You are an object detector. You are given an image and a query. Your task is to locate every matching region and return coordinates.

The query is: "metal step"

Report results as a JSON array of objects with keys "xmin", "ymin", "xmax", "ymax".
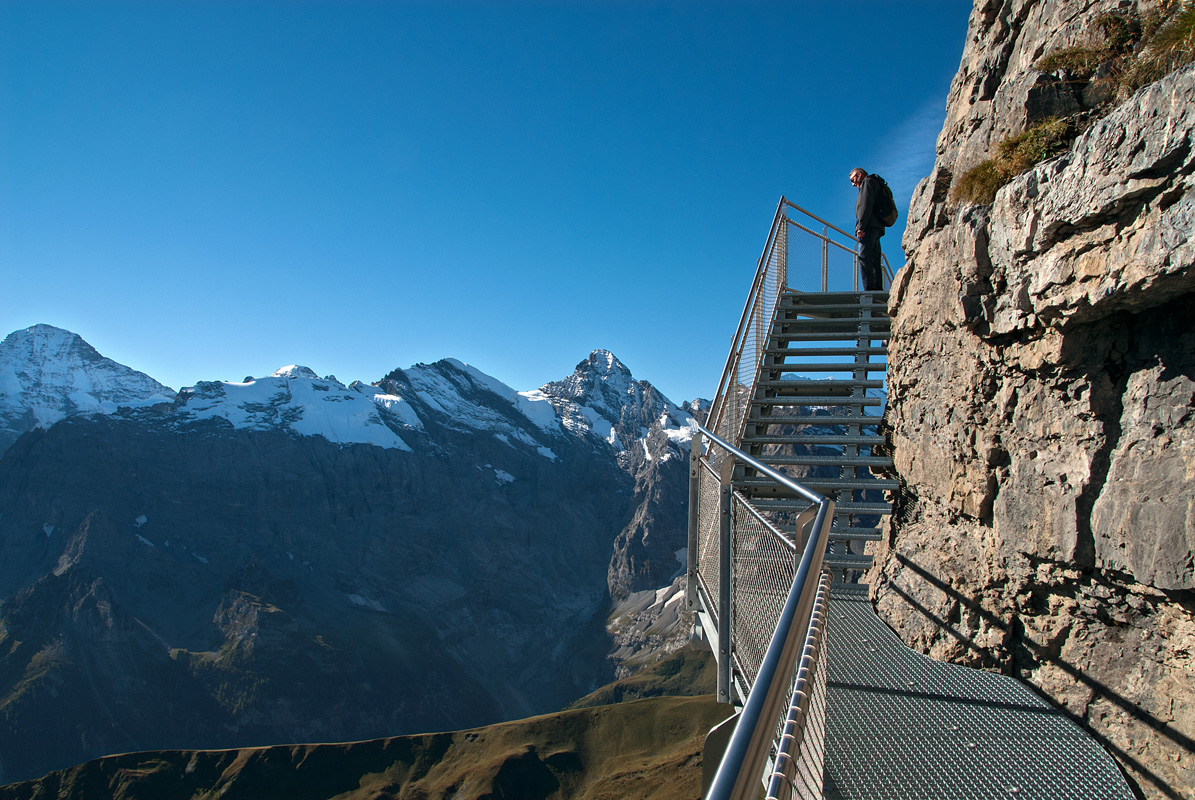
[
  {"xmin": 831, "ymin": 527, "xmax": 883, "ymax": 540},
  {"xmin": 764, "ymin": 346, "xmax": 888, "ymax": 357},
  {"xmin": 824, "ymin": 553, "xmax": 874, "ymax": 570},
  {"xmin": 752, "ymin": 395, "xmax": 883, "ymax": 408},
  {"xmin": 745, "ymin": 414, "xmax": 881, "ymax": 426},
  {"xmin": 735, "ymin": 483, "xmax": 892, "ymax": 508},
  {"xmin": 797, "ymin": 478, "xmax": 899, "ymax": 492},
  {"xmin": 832, "ymin": 502, "xmax": 892, "ymax": 514},
  {"xmin": 742, "ymin": 454, "xmax": 892, "ymax": 468},
  {"xmin": 783, "ymin": 290, "xmax": 888, "ymax": 303},
  {"xmin": 776, "ymin": 305, "xmax": 890, "ymax": 319},
  {"xmin": 772, "ymin": 330, "xmax": 891, "ymax": 342},
  {"xmin": 744, "ymin": 434, "xmax": 884, "ymax": 446},
  {"xmin": 767, "ymin": 522, "xmax": 882, "ymax": 542},
  {"xmin": 739, "ymin": 498, "xmax": 892, "ymax": 517},
  {"xmin": 775, "ymin": 319, "xmax": 891, "ymax": 333},
  {"xmin": 757, "ymin": 379, "xmax": 885, "ymax": 393},
  {"xmin": 760, "ymin": 361, "xmax": 886, "ymax": 373}
]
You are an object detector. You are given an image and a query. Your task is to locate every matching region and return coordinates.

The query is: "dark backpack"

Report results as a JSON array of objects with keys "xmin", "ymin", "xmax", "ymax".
[{"xmin": 874, "ymin": 175, "xmax": 898, "ymax": 227}]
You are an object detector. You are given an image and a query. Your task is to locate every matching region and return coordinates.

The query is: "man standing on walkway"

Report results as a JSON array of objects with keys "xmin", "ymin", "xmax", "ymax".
[{"xmin": 850, "ymin": 168, "xmax": 885, "ymax": 291}]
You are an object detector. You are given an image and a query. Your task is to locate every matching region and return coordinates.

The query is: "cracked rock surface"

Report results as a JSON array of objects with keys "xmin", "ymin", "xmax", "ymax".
[{"xmin": 872, "ymin": 2, "xmax": 1194, "ymax": 797}]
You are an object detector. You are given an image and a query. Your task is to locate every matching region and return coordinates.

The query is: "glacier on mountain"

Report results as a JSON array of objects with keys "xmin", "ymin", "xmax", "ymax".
[{"xmin": 174, "ymin": 371, "xmax": 415, "ymax": 451}]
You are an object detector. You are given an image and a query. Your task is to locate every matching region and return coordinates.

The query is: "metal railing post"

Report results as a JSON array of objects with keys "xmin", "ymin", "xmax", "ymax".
[
  {"xmin": 697, "ymin": 425, "xmax": 835, "ymax": 800},
  {"xmin": 821, "ymin": 225, "xmax": 829, "ymax": 292},
  {"xmin": 853, "ymin": 244, "xmax": 860, "ymax": 292},
  {"xmin": 717, "ymin": 456, "xmax": 734, "ymax": 704}
]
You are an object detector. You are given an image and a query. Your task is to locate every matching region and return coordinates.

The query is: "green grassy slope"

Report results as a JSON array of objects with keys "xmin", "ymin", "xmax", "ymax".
[{"xmin": 1, "ymin": 648, "xmax": 728, "ymax": 800}]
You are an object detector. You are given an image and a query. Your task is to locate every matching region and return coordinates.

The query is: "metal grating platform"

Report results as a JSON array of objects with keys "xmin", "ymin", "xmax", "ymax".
[{"xmin": 824, "ymin": 587, "xmax": 1134, "ymax": 800}]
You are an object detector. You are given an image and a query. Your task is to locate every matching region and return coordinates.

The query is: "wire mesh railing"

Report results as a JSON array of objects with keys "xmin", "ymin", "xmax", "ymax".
[
  {"xmin": 731, "ymin": 491, "xmax": 799, "ymax": 689},
  {"xmin": 705, "ymin": 198, "xmax": 893, "ymax": 452},
  {"xmin": 695, "ymin": 458, "xmax": 724, "ymax": 617},
  {"xmin": 763, "ymin": 569, "xmax": 831, "ymax": 800},
  {"xmin": 688, "ymin": 425, "xmax": 834, "ymax": 800},
  {"xmin": 707, "ymin": 200, "xmax": 788, "ymax": 451}
]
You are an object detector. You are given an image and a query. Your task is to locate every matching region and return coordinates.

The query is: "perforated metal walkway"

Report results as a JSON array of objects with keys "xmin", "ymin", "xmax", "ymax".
[{"xmin": 824, "ymin": 585, "xmax": 1133, "ymax": 799}]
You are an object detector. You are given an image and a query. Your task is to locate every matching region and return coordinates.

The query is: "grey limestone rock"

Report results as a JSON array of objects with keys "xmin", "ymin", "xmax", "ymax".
[{"xmin": 872, "ymin": 3, "xmax": 1194, "ymax": 798}]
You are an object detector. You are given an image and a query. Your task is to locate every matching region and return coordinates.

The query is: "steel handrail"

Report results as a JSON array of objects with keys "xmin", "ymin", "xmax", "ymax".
[
  {"xmin": 764, "ymin": 570, "xmax": 832, "ymax": 800},
  {"xmin": 697, "ymin": 425, "xmax": 834, "ymax": 800},
  {"xmin": 706, "ymin": 196, "xmax": 895, "ymax": 443},
  {"xmin": 782, "ymin": 199, "xmax": 896, "ymax": 286},
  {"xmin": 697, "ymin": 425, "xmax": 823, "ymax": 505},
  {"xmin": 706, "ymin": 197, "xmax": 788, "ymax": 439},
  {"xmin": 782, "ymin": 198, "xmax": 857, "ymax": 243},
  {"xmin": 786, "ymin": 217, "xmax": 859, "ymax": 257}
]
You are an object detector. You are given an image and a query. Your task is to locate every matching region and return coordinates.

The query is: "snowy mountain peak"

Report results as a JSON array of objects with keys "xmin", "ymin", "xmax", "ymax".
[
  {"xmin": 0, "ymin": 325, "xmax": 176, "ymax": 454},
  {"xmin": 586, "ymin": 349, "xmax": 630, "ymax": 377},
  {"xmin": 271, "ymin": 365, "xmax": 321, "ymax": 380},
  {"xmin": 538, "ymin": 350, "xmax": 695, "ymax": 456},
  {"xmin": 5, "ymin": 324, "xmax": 106, "ymax": 373},
  {"xmin": 542, "ymin": 349, "xmax": 635, "ymax": 407},
  {"xmin": 0, "ymin": 326, "xmax": 696, "ymax": 462}
]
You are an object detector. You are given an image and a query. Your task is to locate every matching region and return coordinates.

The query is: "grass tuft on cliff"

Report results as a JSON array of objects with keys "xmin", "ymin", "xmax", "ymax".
[
  {"xmin": 1034, "ymin": 4, "xmax": 1195, "ymax": 100},
  {"xmin": 1129, "ymin": 5, "xmax": 1195, "ymax": 92},
  {"xmin": 952, "ymin": 117, "xmax": 1074, "ymax": 205},
  {"xmin": 955, "ymin": 3, "xmax": 1195, "ymax": 207}
]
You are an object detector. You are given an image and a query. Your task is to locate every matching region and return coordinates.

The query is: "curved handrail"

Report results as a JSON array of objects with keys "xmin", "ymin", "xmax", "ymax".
[
  {"xmin": 697, "ymin": 425, "xmax": 823, "ymax": 504},
  {"xmin": 697, "ymin": 425, "xmax": 834, "ymax": 800}
]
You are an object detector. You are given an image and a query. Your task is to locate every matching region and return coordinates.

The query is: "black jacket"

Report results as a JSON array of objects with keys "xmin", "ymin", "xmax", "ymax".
[{"xmin": 855, "ymin": 174, "xmax": 886, "ymax": 234}]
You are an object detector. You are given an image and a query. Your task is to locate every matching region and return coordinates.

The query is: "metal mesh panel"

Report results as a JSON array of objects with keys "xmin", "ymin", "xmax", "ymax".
[
  {"xmin": 732, "ymin": 221, "xmax": 787, "ymax": 446},
  {"xmin": 730, "ymin": 491, "xmax": 796, "ymax": 688},
  {"xmin": 708, "ymin": 206, "xmax": 788, "ymax": 450},
  {"xmin": 784, "ymin": 216, "xmax": 840, "ymax": 294},
  {"xmin": 713, "ymin": 357, "xmax": 751, "ymax": 447},
  {"xmin": 696, "ymin": 459, "xmax": 722, "ymax": 610},
  {"xmin": 780, "ymin": 202, "xmax": 892, "ymax": 293},
  {"xmin": 765, "ymin": 570, "xmax": 831, "ymax": 800},
  {"xmin": 823, "ymin": 593, "xmax": 1135, "ymax": 800}
]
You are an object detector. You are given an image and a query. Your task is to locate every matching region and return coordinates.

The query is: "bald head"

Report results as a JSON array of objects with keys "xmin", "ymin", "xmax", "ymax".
[{"xmin": 849, "ymin": 168, "xmax": 867, "ymax": 187}]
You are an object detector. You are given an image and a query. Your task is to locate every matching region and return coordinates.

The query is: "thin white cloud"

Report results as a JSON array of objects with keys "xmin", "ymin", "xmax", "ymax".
[{"xmin": 874, "ymin": 96, "xmax": 949, "ymax": 203}]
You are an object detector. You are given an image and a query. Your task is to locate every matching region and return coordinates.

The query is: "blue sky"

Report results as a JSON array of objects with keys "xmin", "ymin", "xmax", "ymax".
[{"xmin": 2, "ymin": 1, "xmax": 970, "ymax": 405}]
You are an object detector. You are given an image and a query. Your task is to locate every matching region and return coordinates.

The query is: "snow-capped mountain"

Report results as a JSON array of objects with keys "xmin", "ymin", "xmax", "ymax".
[
  {"xmin": 0, "ymin": 323, "xmax": 696, "ymax": 467},
  {"xmin": 540, "ymin": 350, "xmax": 696, "ymax": 457},
  {"xmin": 0, "ymin": 325, "xmax": 175, "ymax": 453},
  {"xmin": 0, "ymin": 325, "xmax": 700, "ymax": 784},
  {"xmin": 174, "ymin": 366, "xmax": 417, "ymax": 452},
  {"xmin": 133, "ymin": 349, "xmax": 696, "ymax": 468}
]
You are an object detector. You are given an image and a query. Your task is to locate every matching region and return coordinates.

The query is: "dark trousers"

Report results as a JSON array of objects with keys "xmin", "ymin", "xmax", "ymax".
[{"xmin": 859, "ymin": 227, "xmax": 884, "ymax": 291}]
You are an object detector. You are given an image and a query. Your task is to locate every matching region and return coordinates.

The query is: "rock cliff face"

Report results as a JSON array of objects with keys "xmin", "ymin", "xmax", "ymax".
[{"xmin": 874, "ymin": 2, "xmax": 1194, "ymax": 798}]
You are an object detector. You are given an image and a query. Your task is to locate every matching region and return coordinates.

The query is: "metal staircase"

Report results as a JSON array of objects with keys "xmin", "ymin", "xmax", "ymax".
[
  {"xmin": 736, "ymin": 289, "xmax": 893, "ymax": 578},
  {"xmin": 695, "ymin": 198, "xmax": 1136, "ymax": 800}
]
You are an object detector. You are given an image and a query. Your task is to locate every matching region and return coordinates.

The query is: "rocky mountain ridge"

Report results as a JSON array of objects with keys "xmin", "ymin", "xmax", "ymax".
[
  {"xmin": 0, "ymin": 324, "xmax": 174, "ymax": 454},
  {"xmin": 874, "ymin": 1, "xmax": 1193, "ymax": 797},
  {"xmin": 0, "ymin": 325, "xmax": 700, "ymax": 785}
]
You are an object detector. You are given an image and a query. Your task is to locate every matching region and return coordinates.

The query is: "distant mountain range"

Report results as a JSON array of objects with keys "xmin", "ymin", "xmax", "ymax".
[{"xmin": 0, "ymin": 324, "xmax": 704, "ymax": 784}]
